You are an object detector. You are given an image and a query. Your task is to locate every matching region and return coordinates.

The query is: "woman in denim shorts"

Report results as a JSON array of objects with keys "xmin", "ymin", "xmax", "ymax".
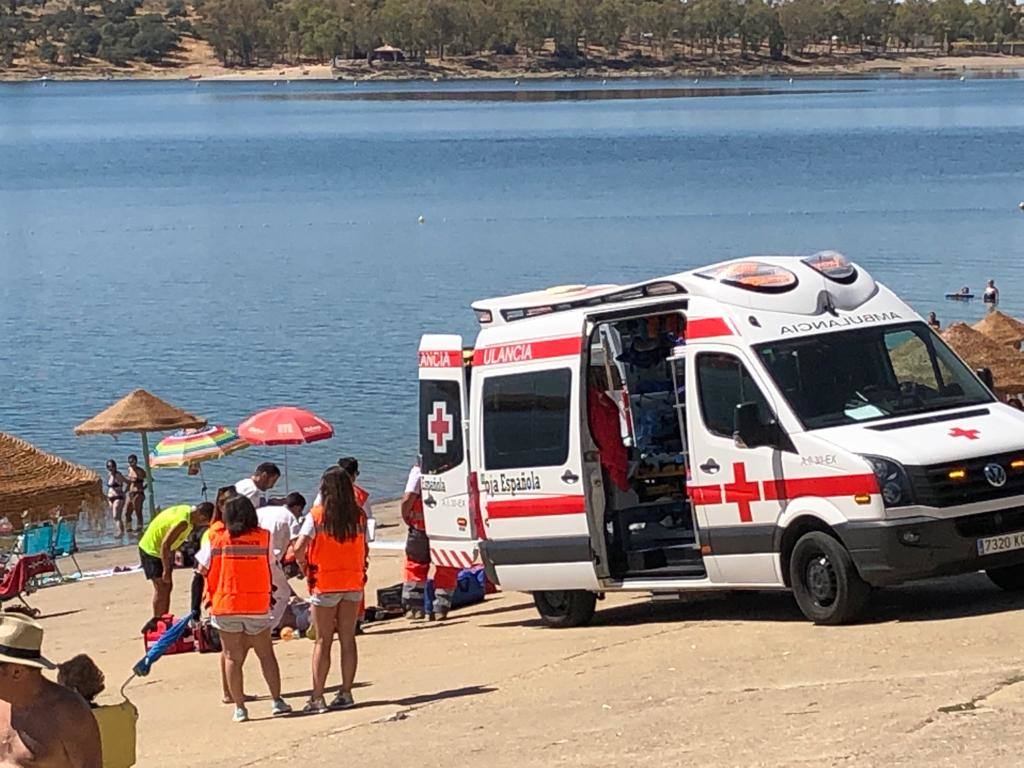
[{"xmin": 295, "ymin": 467, "xmax": 368, "ymax": 714}]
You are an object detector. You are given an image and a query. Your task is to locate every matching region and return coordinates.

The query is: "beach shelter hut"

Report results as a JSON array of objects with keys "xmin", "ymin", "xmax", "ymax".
[
  {"xmin": 371, "ymin": 44, "xmax": 405, "ymax": 63},
  {"xmin": 74, "ymin": 389, "xmax": 206, "ymax": 518},
  {"xmin": 972, "ymin": 311, "xmax": 1024, "ymax": 350},
  {"xmin": 0, "ymin": 431, "xmax": 104, "ymax": 527}
]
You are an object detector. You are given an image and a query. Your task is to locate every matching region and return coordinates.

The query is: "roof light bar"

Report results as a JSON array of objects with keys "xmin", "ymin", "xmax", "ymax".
[
  {"xmin": 496, "ymin": 280, "xmax": 685, "ymax": 323},
  {"xmin": 803, "ymin": 251, "xmax": 858, "ymax": 284},
  {"xmin": 699, "ymin": 261, "xmax": 798, "ymax": 294}
]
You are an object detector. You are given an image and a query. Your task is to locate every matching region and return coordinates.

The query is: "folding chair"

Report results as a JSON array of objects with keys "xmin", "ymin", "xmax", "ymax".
[
  {"xmin": 18, "ymin": 522, "xmax": 53, "ymax": 557},
  {"xmin": 50, "ymin": 517, "xmax": 83, "ymax": 580},
  {"xmin": 0, "ymin": 553, "xmax": 57, "ymax": 617}
]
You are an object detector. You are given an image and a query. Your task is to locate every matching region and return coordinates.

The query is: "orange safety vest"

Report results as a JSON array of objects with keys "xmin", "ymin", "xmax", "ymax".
[
  {"xmin": 306, "ymin": 505, "xmax": 366, "ymax": 595},
  {"xmin": 206, "ymin": 523, "xmax": 272, "ymax": 617},
  {"xmin": 354, "ymin": 484, "xmax": 369, "ymax": 509}
]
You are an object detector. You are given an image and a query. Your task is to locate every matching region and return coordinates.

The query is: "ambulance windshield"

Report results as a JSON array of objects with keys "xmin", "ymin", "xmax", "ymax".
[{"xmin": 755, "ymin": 322, "xmax": 993, "ymax": 429}]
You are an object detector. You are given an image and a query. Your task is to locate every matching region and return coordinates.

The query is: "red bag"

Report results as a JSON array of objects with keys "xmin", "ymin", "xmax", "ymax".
[
  {"xmin": 143, "ymin": 614, "xmax": 195, "ymax": 654},
  {"xmin": 193, "ymin": 619, "xmax": 221, "ymax": 654}
]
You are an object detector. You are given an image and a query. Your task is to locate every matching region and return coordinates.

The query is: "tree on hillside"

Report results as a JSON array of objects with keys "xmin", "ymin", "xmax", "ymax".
[
  {"xmin": 929, "ymin": 0, "xmax": 970, "ymax": 51},
  {"xmin": 779, "ymin": 0, "xmax": 827, "ymax": 54},
  {"xmin": 891, "ymin": 0, "xmax": 930, "ymax": 49},
  {"xmin": 737, "ymin": 0, "xmax": 768, "ymax": 54}
]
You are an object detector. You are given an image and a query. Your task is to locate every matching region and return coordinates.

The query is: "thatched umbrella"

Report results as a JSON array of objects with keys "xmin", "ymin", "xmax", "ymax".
[
  {"xmin": 972, "ymin": 310, "xmax": 1024, "ymax": 350},
  {"xmin": 0, "ymin": 432, "xmax": 104, "ymax": 528},
  {"xmin": 942, "ymin": 323, "xmax": 1024, "ymax": 395},
  {"xmin": 74, "ymin": 389, "xmax": 206, "ymax": 519}
]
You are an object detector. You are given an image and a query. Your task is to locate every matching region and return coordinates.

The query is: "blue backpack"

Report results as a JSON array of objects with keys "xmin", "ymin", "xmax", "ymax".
[{"xmin": 424, "ymin": 566, "xmax": 487, "ymax": 613}]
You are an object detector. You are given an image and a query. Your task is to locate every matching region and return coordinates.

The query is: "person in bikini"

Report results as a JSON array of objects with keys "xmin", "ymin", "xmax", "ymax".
[
  {"xmin": 0, "ymin": 613, "xmax": 101, "ymax": 767},
  {"xmin": 105, "ymin": 459, "xmax": 128, "ymax": 538},
  {"xmin": 125, "ymin": 454, "xmax": 147, "ymax": 533}
]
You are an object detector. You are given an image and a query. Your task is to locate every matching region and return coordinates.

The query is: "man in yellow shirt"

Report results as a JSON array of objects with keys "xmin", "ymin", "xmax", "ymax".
[{"xmin": 138, "ymin": 502, "xmax": 213, "ymax": 624}]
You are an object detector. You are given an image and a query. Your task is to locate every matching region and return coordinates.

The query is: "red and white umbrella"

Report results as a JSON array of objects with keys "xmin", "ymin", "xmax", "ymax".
[{"xmin": 238, "ymin": 407, "xmax": 334, "ymax": 489}]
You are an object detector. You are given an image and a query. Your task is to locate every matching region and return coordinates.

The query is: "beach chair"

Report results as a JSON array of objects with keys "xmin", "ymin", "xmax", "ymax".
[
  {"xmin": 0, "ymin": 553, "xmax": 57, "ymax": 617},
  {"xmin": 18, "ymin": 522, "xmax": 53, "ymax": 557},
  {"xmin": 49, "ymin": 517, "xmax": 82, "ymax": 580}
]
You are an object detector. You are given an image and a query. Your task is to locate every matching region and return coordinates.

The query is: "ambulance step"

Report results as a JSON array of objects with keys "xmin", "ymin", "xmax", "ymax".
[{"xmin": 622, "ymin": 563, "xmax": 707, "ymax": 579}]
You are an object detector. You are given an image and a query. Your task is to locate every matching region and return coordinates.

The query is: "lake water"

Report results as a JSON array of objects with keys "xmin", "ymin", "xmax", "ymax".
[{"xmin": 2, "ymin": 76, "xmax": 1023, "ymax": 545}]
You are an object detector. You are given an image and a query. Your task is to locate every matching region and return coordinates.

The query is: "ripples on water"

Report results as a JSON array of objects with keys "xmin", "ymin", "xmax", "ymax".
[{"xmin": 1, "ymin": 77, "xmax": 1023, "ymax": 546}]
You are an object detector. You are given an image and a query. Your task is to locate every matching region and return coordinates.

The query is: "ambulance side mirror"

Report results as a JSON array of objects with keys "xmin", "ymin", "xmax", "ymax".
[
  {"xmin": 976, "ymin": 367, "xmax": 995, "ymax": 391},
  {"xmin": 734, "ymin": 402, "xmax": 772, "ymax": 450}
]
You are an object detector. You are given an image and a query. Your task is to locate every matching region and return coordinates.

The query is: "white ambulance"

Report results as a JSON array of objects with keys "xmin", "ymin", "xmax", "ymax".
[{"xmin": 417, "ymin": 252, "xmax": 1024, "ymax": 625}]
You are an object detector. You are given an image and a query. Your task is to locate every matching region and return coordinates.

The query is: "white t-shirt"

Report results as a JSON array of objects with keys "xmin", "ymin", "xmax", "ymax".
[
  {"xmin": 235, "ymin": 478, "xmax": 264, "ymax": 507},
  {"xmin": 405, "ymin": 465, "xmax": 421, "ymax": 495},
  {"xmin": 257, "ymin": 505, "xmax": 301, "ymax": 560}
]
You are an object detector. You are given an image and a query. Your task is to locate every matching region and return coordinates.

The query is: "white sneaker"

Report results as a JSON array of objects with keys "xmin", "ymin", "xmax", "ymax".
[
  {"xmin": 303, "ymin": 697, "xmax": 328, "ymax": 715},
  {"xmin": 232, "ymin": 707, "xmax": 249, "ymax": 723},
  {"xmin": 271, "ymin": 698, "xmax": 292, "ymax": 717},
  {"xmin": 329, "ymin": 690, "xmax": 354, "ymax": 710}
]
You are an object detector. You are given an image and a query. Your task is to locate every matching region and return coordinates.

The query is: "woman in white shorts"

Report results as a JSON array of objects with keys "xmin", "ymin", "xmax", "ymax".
[
  {"xmin": 199, "ymin": 495, "xmax": 292, "ymax": 723},
  {"xmin": 294, "ymin": 466, "xmax": 368, "ymax": 714}
]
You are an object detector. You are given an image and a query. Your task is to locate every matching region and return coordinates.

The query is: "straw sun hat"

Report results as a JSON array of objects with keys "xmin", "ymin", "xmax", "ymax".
[{"xmin": 0, "ymin": 613, "xmax": 55, "ymax": 669}]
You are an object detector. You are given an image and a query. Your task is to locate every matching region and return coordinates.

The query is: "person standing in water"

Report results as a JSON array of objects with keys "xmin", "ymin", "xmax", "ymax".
[
  {"xmin": 294, "ymin": 467, "xmax": 368, "ymax": 713},
  {"xmin": 105, "ymin": 459, "xmax": 128, "ymax": 538},
  {"xmin": 125, "ymin": 454, "xmax": 147, "ymax": 533},
  {"xmin": 984, "ymin": 279, "xmax": 1000, "ymax": 304},
  {"xmin": 927, "ymin": 311, "xmax": 941, "ymax": 331}
]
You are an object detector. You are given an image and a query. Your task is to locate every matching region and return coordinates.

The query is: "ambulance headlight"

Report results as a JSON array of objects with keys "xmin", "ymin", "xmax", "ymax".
[{"xmin": 862, "ymin": 455, "xmax": 914, "ymax": 508}]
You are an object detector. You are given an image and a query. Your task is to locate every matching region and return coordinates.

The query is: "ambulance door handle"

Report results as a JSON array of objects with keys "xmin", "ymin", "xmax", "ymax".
[
  {"xmin": 561, "ymin": 470, "xmax": 580, "ymax": 485},
  {"xmin": 699, "ymin": 459, "xmax": 720, "ymax": 475}
]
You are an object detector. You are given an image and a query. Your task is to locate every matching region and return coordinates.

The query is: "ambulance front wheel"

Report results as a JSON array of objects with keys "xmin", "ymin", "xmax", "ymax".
[
  {"xmin": 789, "ymin": 532, "xmax": 870, "ymax": 625},
  {"xmin": 985, "ymin": 564, "xmax": 1024, "ymax": 591},
  {"xmin": 533, "ymin": 590, "xmax": 597, "ymax": 628}
]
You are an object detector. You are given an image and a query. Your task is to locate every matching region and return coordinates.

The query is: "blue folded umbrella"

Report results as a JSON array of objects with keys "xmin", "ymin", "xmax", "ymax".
[{"xmin": 132, "ymin": 616, "xmax": 192, "ymax": 677}]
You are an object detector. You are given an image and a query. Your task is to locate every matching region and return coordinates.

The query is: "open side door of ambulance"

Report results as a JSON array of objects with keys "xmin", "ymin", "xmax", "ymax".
[
  {"xmin": 418, "ymin": 335, "xmax": 480, "ymax": 570},
  {"xmin": 472, "ymin": 316, "xmax": 602, "ymax": 593}
]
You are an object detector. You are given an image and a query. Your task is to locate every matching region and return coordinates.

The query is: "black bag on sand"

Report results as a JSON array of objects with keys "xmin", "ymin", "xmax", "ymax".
[{"xmin": 376, "ymin": 583, "xmax": 404, "ymax": 616}]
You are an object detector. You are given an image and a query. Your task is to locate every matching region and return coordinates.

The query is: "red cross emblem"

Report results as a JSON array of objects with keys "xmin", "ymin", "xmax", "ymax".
[
  {"xmin": 949, "ymin": 427, "xmax": 980, "ymax": 440},
  {"xmin": 427, "ymin": 401, "xmax": 453, "ymax": 453},
  {"xmin": 723, "ymin": 462, "xmax": 760, "ymax": 523}
]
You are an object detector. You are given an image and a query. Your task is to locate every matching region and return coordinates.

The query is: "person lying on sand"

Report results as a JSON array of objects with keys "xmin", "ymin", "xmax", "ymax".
[{"xmin": 0, "ymin": 614, "xmax": 101, "ymax": 768}]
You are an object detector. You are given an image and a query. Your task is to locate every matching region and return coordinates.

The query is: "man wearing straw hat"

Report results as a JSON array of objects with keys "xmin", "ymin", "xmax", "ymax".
[{"xmin": 0, "ymin": 613, "xmax": 101, "ymax": 767}]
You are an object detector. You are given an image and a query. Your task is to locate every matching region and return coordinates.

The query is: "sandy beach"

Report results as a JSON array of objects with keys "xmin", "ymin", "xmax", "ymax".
[{"xmin": 24, "ymin": 530, "xmax": 1024, "ymax": 767}]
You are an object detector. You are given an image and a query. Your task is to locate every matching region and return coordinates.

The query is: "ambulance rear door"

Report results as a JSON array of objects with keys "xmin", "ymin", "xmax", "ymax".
[
  {"xmin": 473, "ymin": 317, "xmax": 600, "ymax": 592},
  {"xmin": 418, "ymin": 335, "xmax": 478, "ymax": 570}
]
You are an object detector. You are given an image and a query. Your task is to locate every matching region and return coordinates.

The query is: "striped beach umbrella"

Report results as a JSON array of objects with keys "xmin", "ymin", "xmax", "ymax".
[{"xmin": 149, "ymin": 425, "xmax": 249, "ymax": 468}]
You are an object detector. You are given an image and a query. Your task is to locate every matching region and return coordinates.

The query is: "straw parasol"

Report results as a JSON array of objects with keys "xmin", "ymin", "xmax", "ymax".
[
  {"xmin": 74, "ymin": 389, "xmax": 206, "ymax": 518},
  {"xmin": 0, "ymin": 432, "xmax": 104, "ymax": 528},
  {"xmin": 972, "ymin": 310, "xmax": 1024, "ymax": 349}
]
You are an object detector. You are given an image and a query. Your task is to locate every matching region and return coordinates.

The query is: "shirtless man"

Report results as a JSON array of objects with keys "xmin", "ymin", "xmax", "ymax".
[{"xmin": 0, "ymin": 613, "xmax": 101, "ymax": 767}]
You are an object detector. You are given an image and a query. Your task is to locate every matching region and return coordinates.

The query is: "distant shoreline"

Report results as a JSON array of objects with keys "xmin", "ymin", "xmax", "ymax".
[{"xmin": 3, "ymin": 51, "xmax": 1024, "ymax": 84}]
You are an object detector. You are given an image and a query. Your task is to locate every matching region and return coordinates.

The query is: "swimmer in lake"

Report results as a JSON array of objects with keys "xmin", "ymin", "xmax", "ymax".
[{"xmin": 984, "ymin": 279, "xmax": 999, "ymax": 304}]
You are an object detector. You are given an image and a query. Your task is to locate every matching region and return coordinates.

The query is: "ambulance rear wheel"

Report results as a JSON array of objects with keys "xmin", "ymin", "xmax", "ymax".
[
  {"xmin": 789, "ymin": 532, "xmax": 870, "ymax": 625},
  {"xmin": 533, "ymin": 590, "xmax": 597, "ymax": 628}
]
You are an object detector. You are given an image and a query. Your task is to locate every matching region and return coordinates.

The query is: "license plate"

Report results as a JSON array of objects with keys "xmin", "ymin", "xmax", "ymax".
[{"xmin": 977, "ymin": 531, "xmax": 1024, "ymax": 556}]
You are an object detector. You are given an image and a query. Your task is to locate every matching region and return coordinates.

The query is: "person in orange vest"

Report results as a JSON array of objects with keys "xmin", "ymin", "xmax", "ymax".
[
  {"xmin": 400, "ymin": 462, "xmax": 460, "ymax": 621},
  {"xmin": 294, "ymin": 466, "xmax": 368, "ymax": 714},
  {"xmin": 198, "ymin": 495, "xmax": 292, "ymax": 723}
]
